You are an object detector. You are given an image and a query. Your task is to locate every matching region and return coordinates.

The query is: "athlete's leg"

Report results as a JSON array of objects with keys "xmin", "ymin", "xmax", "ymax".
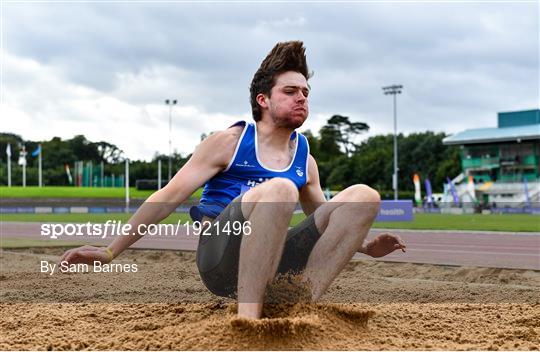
[
  {"xmin": 302, "ymin": 184, "xmax": 381, "ymax": 300},
  {"xmin": 237, "ymin": 177, "xmax": 298, "ymax": 319}
]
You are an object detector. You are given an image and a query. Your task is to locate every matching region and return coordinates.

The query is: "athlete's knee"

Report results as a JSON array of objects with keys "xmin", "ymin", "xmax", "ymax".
[
  {"xmin": 267, "ymin": 177, "xmax": 299, "ymax": 201},
  {"xmin": 343, "ymin": 184, "xmax": 381, "ymax": 203},
  {"xmin": 243, "ymin": 177, "xmax": 299, "ymax": 204},
  {"xmin": 341, "ymin": 184, "xmax": 381, "ymax": 217},
  {"xmin": 249, "ymin": 178, "xmax": 298, "ymax": 202}
]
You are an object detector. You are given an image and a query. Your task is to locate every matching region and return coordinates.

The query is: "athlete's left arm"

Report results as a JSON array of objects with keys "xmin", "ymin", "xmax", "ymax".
[{"xmin": 299, "ymin": 154, "xmax": 327, "ymax": 216}]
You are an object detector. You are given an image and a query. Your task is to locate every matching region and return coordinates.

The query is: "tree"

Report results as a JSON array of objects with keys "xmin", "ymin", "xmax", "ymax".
[
  {"xmin": 41, "ymin": 137, "xmax": 76, "ymax": 169},
  {"xmin": 301, "ymin": 129, "xmax": 319, "ymax": 159},
  {"xmin": 349, "ymin": 132, "xmax": 461, "ymax": 193},
  {"xmin": 351, "ymin": 134, "xmax": 394, "ymax": 190},
  {"xmin": 326, "ymin": 115, "xmax": 369, "ymax": 156},
  {"xmin": 317, "ymin": 125, "xmax": 343, "ymax": 162},
  {"xmin": 95, "ymin": 141, "xmax": 124, "ymax": 163},
  {"xmin": 69, "ymin": 135, "xmax": 99, "ymax": 161},
  {"xmin": 435, "ymin": 146, "xmax": 461, "ymax": 189},
  {"xmin": 326, "ymin": 156, "xmax": 354, "ymax": 190}
]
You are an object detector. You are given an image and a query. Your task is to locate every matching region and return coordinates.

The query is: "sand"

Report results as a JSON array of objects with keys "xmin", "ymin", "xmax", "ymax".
[{"xmin": 1, "ymin": 248, "xmax": 539, "ymax": 350}]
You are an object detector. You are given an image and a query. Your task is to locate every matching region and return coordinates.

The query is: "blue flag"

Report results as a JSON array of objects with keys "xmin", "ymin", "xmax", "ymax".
[
  {"xmin": 425, "ymin": 178, "xmax": 433, "ymax": 205},
  {"xmin": 447, "ymin": 177, "xmax": 459, "ymax": 206},
  {"xmin": 32, "ymin": 145, "xmax": 41, "ymax": 157}
]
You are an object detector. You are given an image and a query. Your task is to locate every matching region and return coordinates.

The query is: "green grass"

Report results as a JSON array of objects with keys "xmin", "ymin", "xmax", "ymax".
[
  {"xmin": 0, "ymin": 186, "xmax": 203, "ymax": 199},
  {"xmin": 372, "ymin": 213, "xmax": 540, "ymax": 232},
  {"xmin": 0, "ymin": 212, "xmax": 194, "ymax": 224},
  {"xmin": 1, "ymin": 213, "xmax": 538, "ymax": 232}
]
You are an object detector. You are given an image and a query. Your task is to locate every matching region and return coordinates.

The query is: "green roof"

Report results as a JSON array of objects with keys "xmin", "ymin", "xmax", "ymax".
[
  {"xmin": 498, "ymin": 109, "xmax": 540, "ymax": 128},
  {"xmin": 443, "ymin": 124, "xmax": 540, "ymax": 145}
]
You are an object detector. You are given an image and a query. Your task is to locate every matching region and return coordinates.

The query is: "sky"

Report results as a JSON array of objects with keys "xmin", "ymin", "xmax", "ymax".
[{"xmin": 1, "ymin": 1, "xmax": 538, "ymax": 161}]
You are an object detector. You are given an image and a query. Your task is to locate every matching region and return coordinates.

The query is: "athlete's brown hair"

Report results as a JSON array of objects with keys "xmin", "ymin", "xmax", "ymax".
[{"xmin": 250, "ymin": 41, "xmax": 311, "ymax": 121}]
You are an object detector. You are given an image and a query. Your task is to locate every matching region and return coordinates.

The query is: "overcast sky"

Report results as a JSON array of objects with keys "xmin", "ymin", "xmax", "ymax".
[{"xmin": 2, "ymin": 1, "xmax": 538, "ymax": 161}]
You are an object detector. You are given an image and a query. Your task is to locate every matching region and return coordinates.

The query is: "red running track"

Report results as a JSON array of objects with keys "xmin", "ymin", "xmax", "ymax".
[{"xmin": 1, "ymin": 222, "xmax": 538, "ymax": 270}]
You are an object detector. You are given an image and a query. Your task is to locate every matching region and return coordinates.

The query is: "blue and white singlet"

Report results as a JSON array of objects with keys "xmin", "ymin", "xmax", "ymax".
[{"xmin": 189, "ymin": 121, "xmax": 310, "ymax": 221}]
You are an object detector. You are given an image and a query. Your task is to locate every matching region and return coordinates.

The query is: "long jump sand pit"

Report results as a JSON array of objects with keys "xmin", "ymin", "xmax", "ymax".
[{"xmin": 1, "ymin": 248, "xmax": 539, "ymax": 350}]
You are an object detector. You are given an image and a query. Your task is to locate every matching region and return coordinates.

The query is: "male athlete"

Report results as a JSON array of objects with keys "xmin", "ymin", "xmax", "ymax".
[{"xmin": 61, "ymin": 41, "xmax": 406, "ymax": 320}]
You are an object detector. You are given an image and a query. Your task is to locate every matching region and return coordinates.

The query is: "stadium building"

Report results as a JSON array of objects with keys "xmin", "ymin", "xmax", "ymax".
[{"xmin": 443, "ymin": 109, "xmax": 539, "ymax": 207}]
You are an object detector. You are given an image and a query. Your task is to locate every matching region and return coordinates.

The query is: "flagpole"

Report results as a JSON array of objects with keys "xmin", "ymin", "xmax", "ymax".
[
  {"xmin": 158, "ymin": 159, "xmax": 162, "ymax": 190},
  {"xmin": 38, "ymin": 144, "xmax": 42, "ymax": 187},
  {"xmin": 100, "ymin": 161, "xmax": 104, "ymax": 187},
  {"xmin": 7, "ymin": 155, "xmax": 11, "ymax": 187},
  {"xmin": 21, "ymin": 145, "xmax": 27, "ymax": 188},
  {"xmin": 6, "ymin": 144, "xmax": 11, "ymax": 187}
]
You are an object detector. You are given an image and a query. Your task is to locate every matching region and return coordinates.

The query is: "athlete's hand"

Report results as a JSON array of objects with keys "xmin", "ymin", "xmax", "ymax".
[
  {"xmin": 59, "ymin": 245, "xmax": 112, "ymax": 266},
  {"xmin": 363, "ymin": 233, "xmax": 406, "ymax": 258}
]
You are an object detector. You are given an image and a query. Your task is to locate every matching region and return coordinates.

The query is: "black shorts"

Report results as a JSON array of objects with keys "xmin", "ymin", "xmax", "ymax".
[{"xmin": 195, "ymin": 197, "xmax": 322, "ymax": 297}]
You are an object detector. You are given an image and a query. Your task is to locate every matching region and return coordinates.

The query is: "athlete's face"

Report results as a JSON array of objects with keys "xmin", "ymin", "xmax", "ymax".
[{"xmin": 259, "ymin": 71, "xmax": 309, "ymax": 129}]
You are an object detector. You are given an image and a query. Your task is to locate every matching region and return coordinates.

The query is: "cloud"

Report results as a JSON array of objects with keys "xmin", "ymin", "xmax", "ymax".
[
  {"xmin": 2, "ymin": 51, "xmax": 248, "ymax": 159},
  {"xmin": 2, "ymin": 1, "xmax": 538, "ymax": 160}
]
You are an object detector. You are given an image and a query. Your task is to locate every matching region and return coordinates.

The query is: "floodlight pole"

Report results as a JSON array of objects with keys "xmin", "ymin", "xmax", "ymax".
[
  {"xmin": 165, "ymin": 99, "xmax": 177, "ymax": 181},
  {"xmin": 125, "ymin": 158, "xmax": 130, "ymax": 213},
  {"xmin": 382, "ymin": 84, "xmax": 403, "ymax": 200}
]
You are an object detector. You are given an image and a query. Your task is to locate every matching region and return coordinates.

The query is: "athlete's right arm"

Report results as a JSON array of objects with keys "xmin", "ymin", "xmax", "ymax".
[{"xmin": 59, "ymin": 127, "xmax": 243, "ymax": 266}]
